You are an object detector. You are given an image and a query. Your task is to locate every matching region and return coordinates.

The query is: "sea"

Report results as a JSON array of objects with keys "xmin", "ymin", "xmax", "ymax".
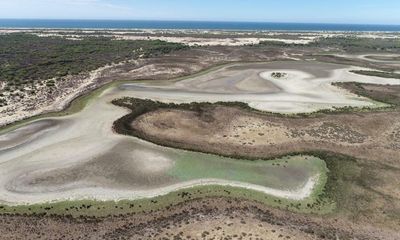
[{"xmin": 0, "ymin": 19, "xmax": 400, "ymax": 32}]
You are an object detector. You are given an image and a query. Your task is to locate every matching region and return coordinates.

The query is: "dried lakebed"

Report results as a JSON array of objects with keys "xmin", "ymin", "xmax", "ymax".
[
  {"xmin": 0, "ymin": 61, "xmax": 398, "ymax": 208},
  {"xmin": 120, "ymin": 61, "xmax": 400, "ymax": 113}
]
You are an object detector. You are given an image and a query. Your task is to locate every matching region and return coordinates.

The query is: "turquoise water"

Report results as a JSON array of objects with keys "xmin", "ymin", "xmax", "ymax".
[{"xmin": 1, "ymin": 19, "xmax": 399, "ymax": 31}]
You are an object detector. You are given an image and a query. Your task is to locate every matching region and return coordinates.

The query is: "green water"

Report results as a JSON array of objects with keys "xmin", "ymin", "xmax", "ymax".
[{"xmin": 168, "ymin": 152, "xmax": 327, "ymax": 190}]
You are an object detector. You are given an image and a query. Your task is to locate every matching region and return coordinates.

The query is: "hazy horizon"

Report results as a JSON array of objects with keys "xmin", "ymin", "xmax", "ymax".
[
  {"xmin": 1, "ymin": 0, "xmax": 400, "ymax": 25},
  {"xmin": 1, "ymin": 18, "xmax": 400, "ymax": 27}
]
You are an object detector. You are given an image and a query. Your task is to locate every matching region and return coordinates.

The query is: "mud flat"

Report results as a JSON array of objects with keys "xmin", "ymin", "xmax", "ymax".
[
  {"xmin": 1, "ymin": 61, "xmax": 399, "ymax": 206},
  {"xmin": 120, "ymin": 61, "xmax": 400, "ymax": 113},
  {"xmin": 0, "ymin": 76, "xmax": 327, "ymax": 206},
  {"xmin": 0, "ymin": 120, "xmax": 60, "ymax": 152}
]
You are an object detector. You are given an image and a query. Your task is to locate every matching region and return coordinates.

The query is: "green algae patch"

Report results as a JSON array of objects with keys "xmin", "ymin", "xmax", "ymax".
[
  {"xmin": 169, "ymin": 154, "xmax": 326, "ymax": 191},
  {"xmin": 0, "ymin": 155, "xmax": 333, "ymax": 218}
]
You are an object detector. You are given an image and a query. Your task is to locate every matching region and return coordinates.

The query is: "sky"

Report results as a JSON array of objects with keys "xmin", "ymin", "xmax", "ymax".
[{"xmin": 0, "ymin": 0, "xmax": 399, "ymax": 25}]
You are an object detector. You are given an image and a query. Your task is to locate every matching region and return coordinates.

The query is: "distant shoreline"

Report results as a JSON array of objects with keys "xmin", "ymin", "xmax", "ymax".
[
  {"xmin": 1, "ymin": 19, "xmax": 400, "ymax": 32},
  {"xmin": 3, "ymin": 28, "xmax": 399, "ymax": 33}
]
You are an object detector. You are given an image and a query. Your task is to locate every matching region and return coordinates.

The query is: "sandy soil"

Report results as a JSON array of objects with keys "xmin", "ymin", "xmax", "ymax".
[{"xmin": 116, "ymin": 35, "xmax": 314, "ymax": 46}]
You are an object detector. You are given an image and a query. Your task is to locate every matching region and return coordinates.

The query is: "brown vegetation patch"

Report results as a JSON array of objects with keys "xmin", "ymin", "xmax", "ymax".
[
  {"xmin": 1, "ymin": 197, "xmax": 395, "ymax": 240},
  {"xmin": 127, "ymin": 102, "xmax": 399, "ymax": 166}
]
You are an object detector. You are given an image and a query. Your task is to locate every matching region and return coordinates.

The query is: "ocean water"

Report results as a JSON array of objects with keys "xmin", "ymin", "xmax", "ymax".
[{"xmin": 0, "ymin": 19, "xmax": 400, "ymax": 31}]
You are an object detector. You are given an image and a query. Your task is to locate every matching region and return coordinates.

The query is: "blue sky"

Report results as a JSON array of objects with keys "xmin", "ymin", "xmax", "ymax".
[{"xmin": 0, "ymin": 0, "xmax": 399, "ymax": 25}]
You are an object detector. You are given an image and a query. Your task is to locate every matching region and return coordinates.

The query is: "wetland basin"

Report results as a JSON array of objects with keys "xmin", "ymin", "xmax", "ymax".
[
  {"xmin": 120, "ymin": 61, "xmax": 400, "ymax": 113},
  {"xmin": 1, "ymin": 60, "xmax": 398, "ymax": 205}
]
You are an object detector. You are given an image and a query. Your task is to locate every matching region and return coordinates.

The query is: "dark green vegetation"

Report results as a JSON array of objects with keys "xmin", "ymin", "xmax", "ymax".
[
  {"xmin": 260, "ymin": 37, "xmax": 400, "ymax": 52},
  {"xmin": 351, "ymin": 70, "xmax": 400, "ymax": 79},
  {"xmin": 0, "ymin": 33, "xmax": 188, "ymax": 88}
]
